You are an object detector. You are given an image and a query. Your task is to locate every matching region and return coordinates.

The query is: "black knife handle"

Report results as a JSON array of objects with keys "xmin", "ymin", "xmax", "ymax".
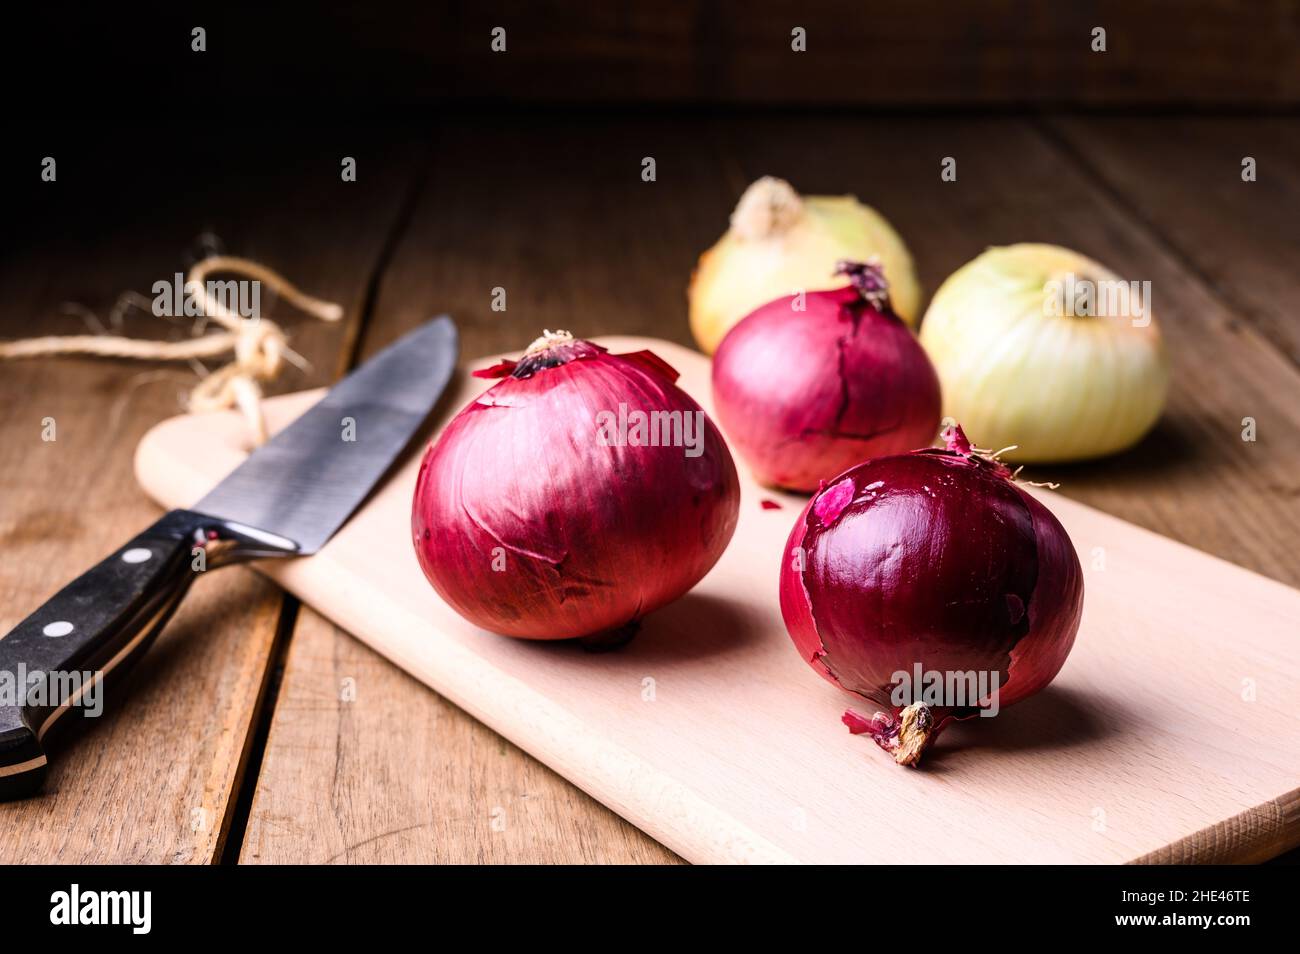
[{"xmin": 0, "ymin": 509, "xmax": 298, "ymax": 799}]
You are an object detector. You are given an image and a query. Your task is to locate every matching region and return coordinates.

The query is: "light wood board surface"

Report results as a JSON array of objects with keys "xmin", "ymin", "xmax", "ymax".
[{"xmin": 135, "ymin": 336, "xmax": 1300, "ymax": 864}]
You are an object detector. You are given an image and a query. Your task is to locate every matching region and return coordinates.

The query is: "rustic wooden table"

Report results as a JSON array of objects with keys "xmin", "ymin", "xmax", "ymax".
[{"xmin": 1, "ymin": 115, "xmax": 1297, "ymax": 864}]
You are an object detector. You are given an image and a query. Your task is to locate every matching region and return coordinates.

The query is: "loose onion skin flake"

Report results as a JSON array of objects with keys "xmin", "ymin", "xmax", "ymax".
[
  {"xmin": 412, "ymin": 331, "xmax": 740, "ymax": 643},
  {"xmin": 712, "ymin": 261, "xmax": 941, "ymax": 492},
  {"xmin": 779, "ymin": 425, "xmax": 1084, "ymax": 766}
]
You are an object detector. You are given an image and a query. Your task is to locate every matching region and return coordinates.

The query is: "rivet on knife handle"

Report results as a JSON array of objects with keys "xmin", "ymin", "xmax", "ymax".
[
  {"xmin": 0, "ymin": 510, "xmax": 298, "ymax": 799},
  {"xmin": 0, "ymin": 316, "xmax": 458, "ymax": 800}
]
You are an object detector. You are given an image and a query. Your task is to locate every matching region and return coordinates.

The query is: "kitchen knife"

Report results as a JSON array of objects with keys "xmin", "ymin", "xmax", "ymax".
[{"xmin": 0, "ymin": 316, "xmax": 458, "ymax": 799}]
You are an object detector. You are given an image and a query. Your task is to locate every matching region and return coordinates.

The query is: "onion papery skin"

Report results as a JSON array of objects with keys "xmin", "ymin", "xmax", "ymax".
[
  {"xmin": 412, "ymin": 336, "xmax": 740, "ymax": 641},
  {"xmin": 689, "ymin": 177, "xmax": 921, "ymax": 354},
  {"xmin": 711, "ymin": 277, "xmax": 942, "ymax": 493},
  {"xmin": 919, "ymin": 243, "xmax": 1169, "ymax": 463},
  {"xmin": 779, "ymin": 427, "xmax": 1083, "ymax": 765}
]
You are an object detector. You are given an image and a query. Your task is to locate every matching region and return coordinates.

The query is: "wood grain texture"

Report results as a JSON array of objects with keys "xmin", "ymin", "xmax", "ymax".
[
  {"xmin": 0, "ymin": 135, "xmax": 422, "ymax": 862},
  {"xmin": 355, "ymin": 116, "xmax": 731, "ymax": 358},
  {"xmin": 240, "ymin": 605, "xmax": 678, "ymax": 864},
  {"xmin": 137, "ymin": 340, "xmax": 1300, "ymax": 864},
  {"xmin": 1044, "ymin": 116, "xmax": 1300, "ymax": 368}
]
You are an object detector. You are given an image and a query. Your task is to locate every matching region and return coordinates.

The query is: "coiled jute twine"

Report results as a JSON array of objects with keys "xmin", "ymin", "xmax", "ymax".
[{"xmin": 0, "ymin": 256, "xmax": 343, "ymax": 444}]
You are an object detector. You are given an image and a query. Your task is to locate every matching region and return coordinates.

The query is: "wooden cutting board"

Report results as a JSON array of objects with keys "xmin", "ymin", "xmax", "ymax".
[{"xmin": 135, "ymin": 336, "xmax": 1300, "ymax": 864}]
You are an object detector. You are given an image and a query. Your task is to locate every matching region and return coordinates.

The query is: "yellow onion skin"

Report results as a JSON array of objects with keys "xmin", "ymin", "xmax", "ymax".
[
  {"xmin": 412, "ymin": 337, "xmax": 739, "ymax": 641},
  {"xmin": 711, "ymin": 267, "xmax": 941, "ymax": 492},
  {"xmin": 689, "ymin": 178, "xmax": 921, "ymax": 354},
  {"xmin": 919, "ymin": 243, "xmax": 1170, "ymax": 463}
]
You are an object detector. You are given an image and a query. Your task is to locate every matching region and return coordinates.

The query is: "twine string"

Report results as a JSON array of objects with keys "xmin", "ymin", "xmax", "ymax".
[{"xmin": 0, "ymin": 256, "xmax": 343, "ymax": 444}]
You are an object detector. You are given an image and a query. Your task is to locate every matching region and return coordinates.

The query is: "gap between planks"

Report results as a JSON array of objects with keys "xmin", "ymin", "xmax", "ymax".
[
  {"xmin": 217, "ymin": 597, "xmax": 300, "ymax": 864},
  {"xmin": 217, "ymin": 148, "xmax": 440, "ymax": 862}
]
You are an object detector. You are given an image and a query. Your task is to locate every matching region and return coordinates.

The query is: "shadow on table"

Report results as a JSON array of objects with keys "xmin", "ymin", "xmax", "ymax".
[
  {"xmin": 528, "ymin": 591, "xmax": 762, "ymax": 665},
  {"xmin": 925, "ymin": 683, "xmax": 1122, "ymax": 769},
  {"xmin": 1015, "ymin": 414, "xmax": 1203, "ymax": 490}
]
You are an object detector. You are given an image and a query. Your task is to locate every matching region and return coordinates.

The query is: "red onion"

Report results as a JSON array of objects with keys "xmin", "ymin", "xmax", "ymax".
[
  {"xmin": 779, "ymin": 424, "xmax": 1083, "ymax": 766},
  {"xmin": 412, "ymin": 331, "xmax": 740, "ymax": 643},
  {"xmin": 711, "ymin": 261, "xmax": 941, "ymax": 492}
]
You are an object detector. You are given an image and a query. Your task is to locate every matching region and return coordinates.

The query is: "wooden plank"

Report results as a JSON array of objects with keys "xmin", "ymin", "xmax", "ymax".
[
  {"xmin": 1043, "ymin": 116, "xmax": 1300, "ymax": 368},
  {"xmin": 719, "ymin": 116, "xmax": 1300, "ymax": 589},
  {"xmin": 0, "ymin": 134, "xmax": 423, "ymax": 862},
  {"xmin": 240, "ymin": 606, "xmax": 678, "ymax": 864},
  {"xmin": 138, "ymin": 342, "xmax": 1300, "ymax": 864},
  {"xmin": 348, "ymin": 115, "xmax": 735, "ymax": 357},
  {"xmin": 239, "ymin": 118, "xmax": 721, "ymax": 863}
]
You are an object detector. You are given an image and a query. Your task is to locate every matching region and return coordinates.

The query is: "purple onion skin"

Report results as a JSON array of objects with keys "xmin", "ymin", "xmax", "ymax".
[
  {"xmin": 712, "ymin": 285, "xmax": 941, "ymax": 493},
  {"xmin": 412, "ymin": 340, "xmax": 740, "ymax": 640},
  {"xmin": 779, "ymin": 442, "xmax": 1083, "ymax": 745}
]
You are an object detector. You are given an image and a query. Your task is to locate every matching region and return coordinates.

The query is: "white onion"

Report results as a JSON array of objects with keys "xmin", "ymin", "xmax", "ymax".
[{"xmin": 919, "ymin": 244, "xmax": 1169, "ymax": 463}]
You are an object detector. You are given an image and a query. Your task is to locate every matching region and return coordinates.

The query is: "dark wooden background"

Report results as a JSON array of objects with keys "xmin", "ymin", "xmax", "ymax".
[
  {"xmin": 8, "ymin": 1, "xmax": 1300, "ymax": 113},
  {"xmin": 2, "ymin": 3, "xmax": 1298, "ymax": 864}
]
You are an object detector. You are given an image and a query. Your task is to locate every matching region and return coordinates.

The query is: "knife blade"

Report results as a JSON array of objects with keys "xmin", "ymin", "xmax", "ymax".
[
  {"xmin": 0, "ymin": 316, "xmax": 459, "ymax": 799},
  {"xmin": 195, "ymin": 315, "xmax": 458, "ymax": 554}
]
